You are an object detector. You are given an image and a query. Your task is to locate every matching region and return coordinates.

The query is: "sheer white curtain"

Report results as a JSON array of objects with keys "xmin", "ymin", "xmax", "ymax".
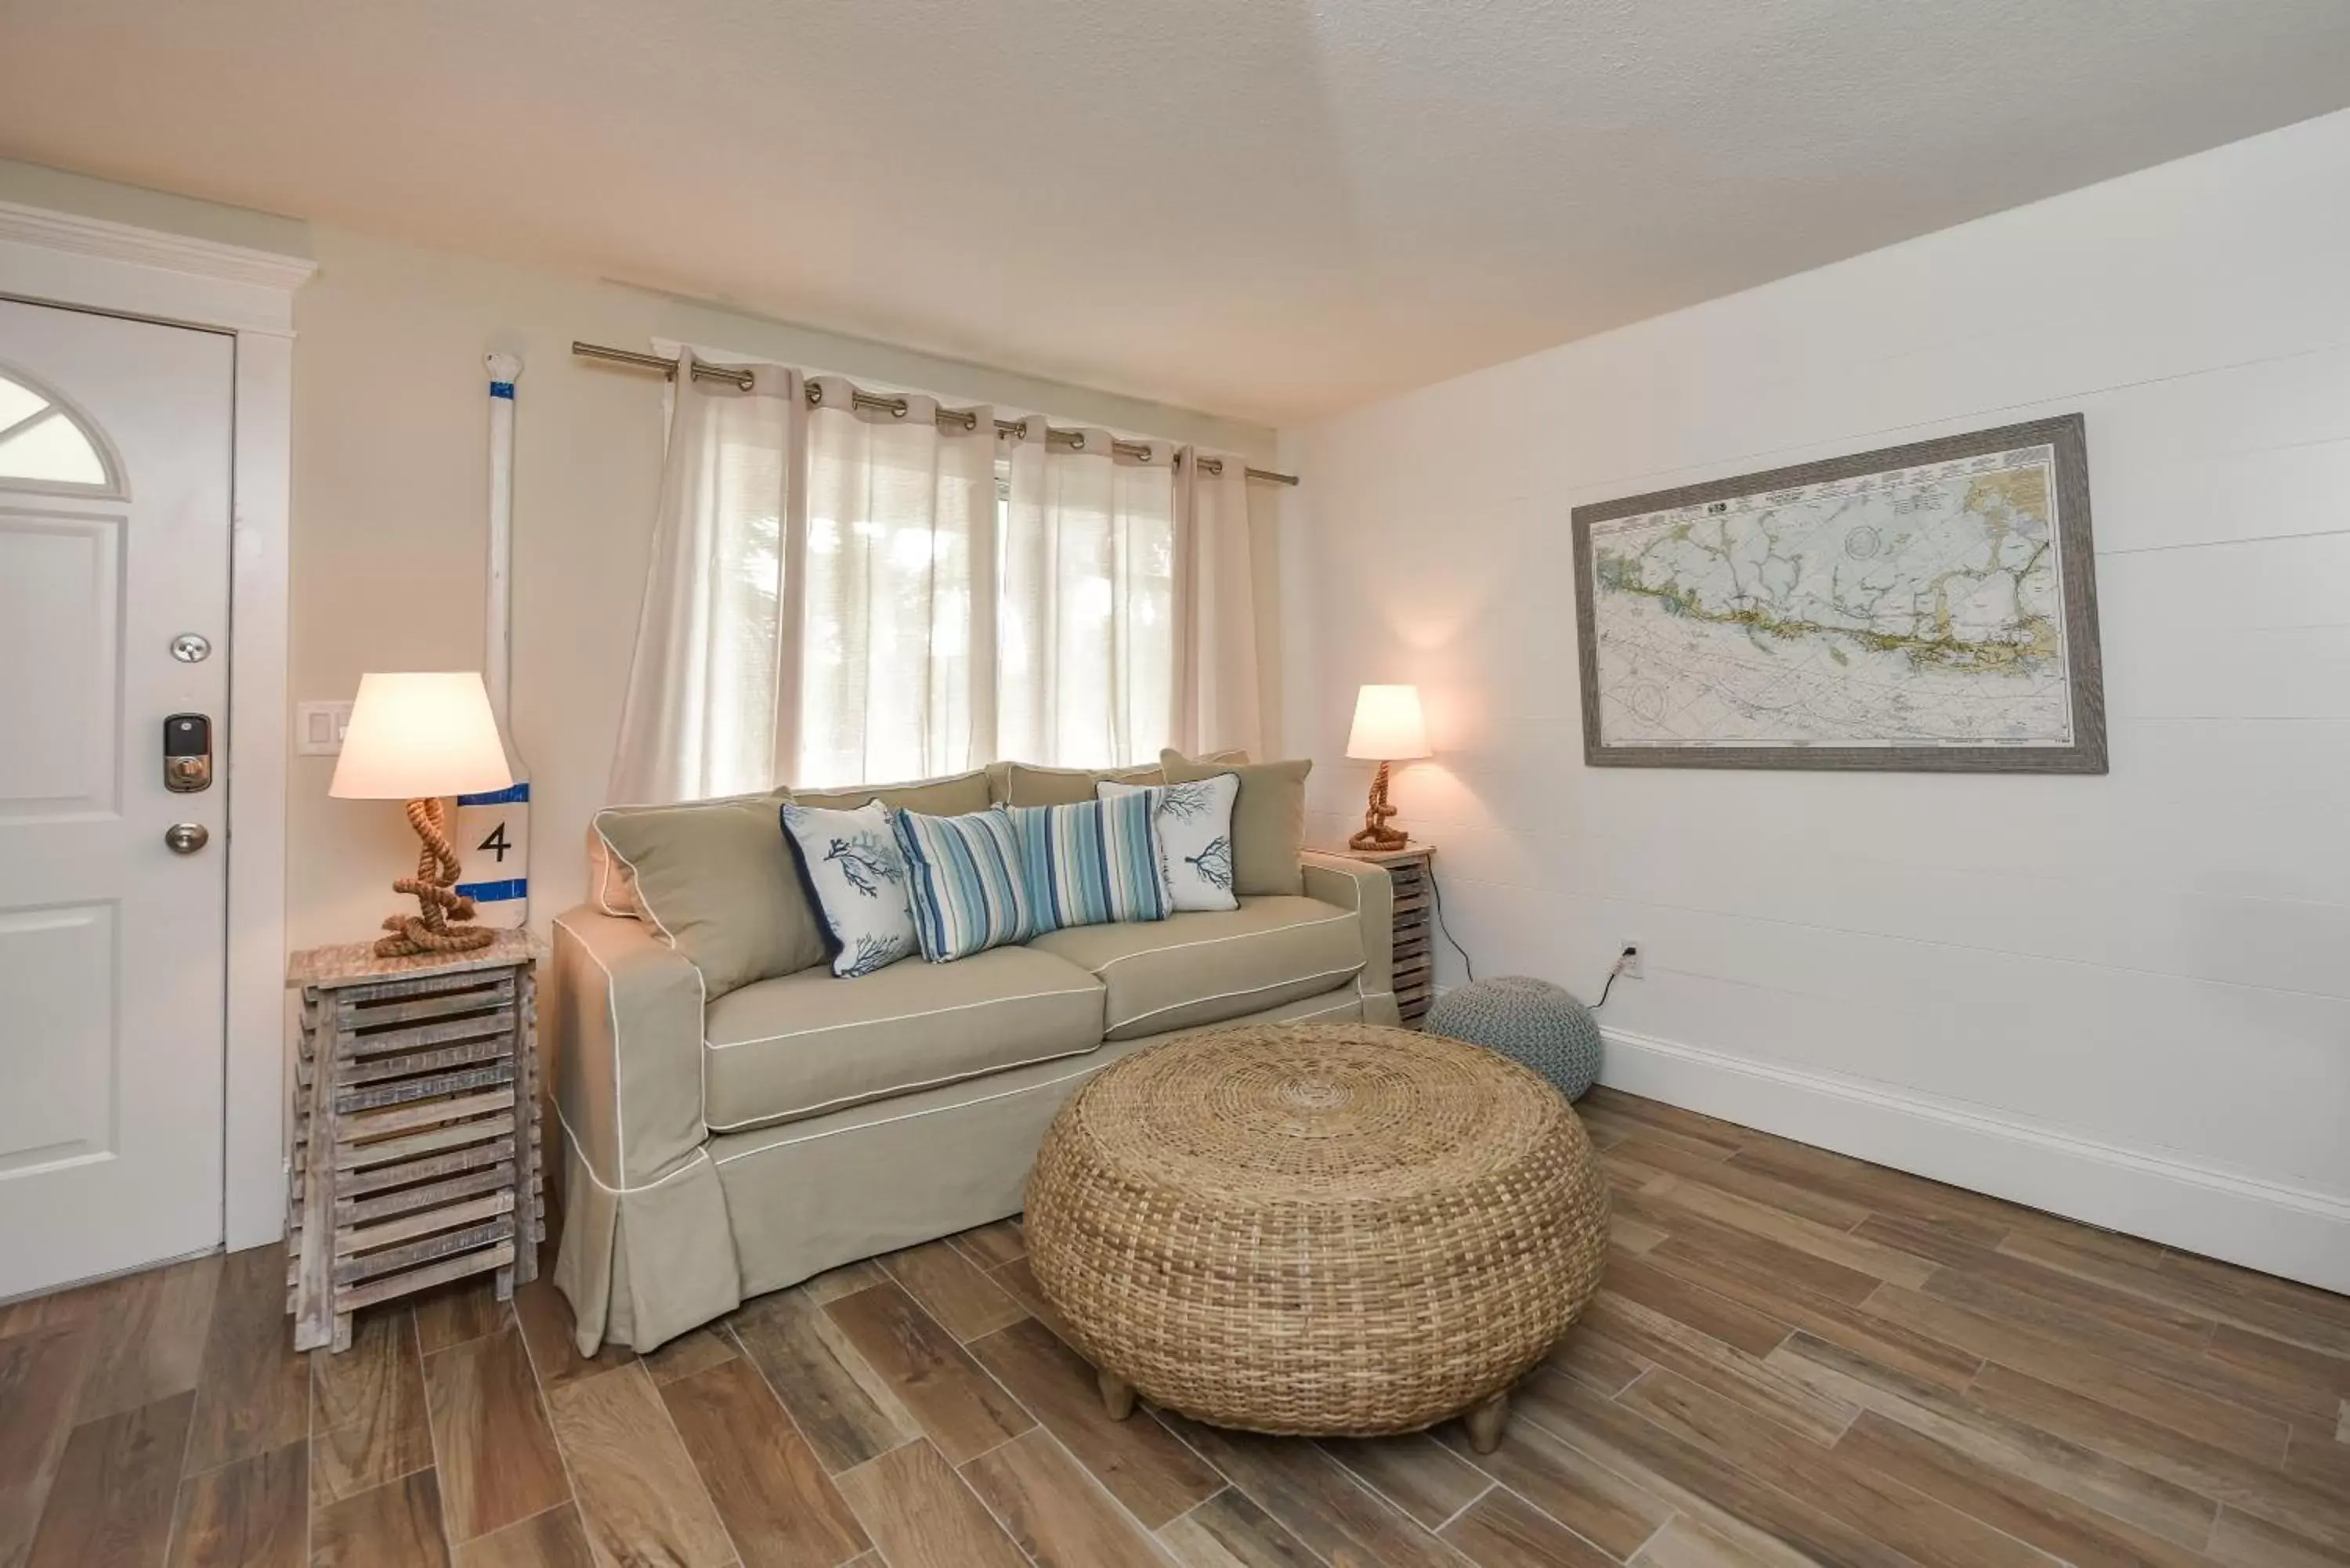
[
  {"xmin": 796, "ymin": 376, "xmax": 997, "ymax": 788},
  {"xmin": 1173, "ymin": 451, "xmax": 1263, "ymax": 758},
  {"xmin": 609, "ymin": 354, "xmax": 798, "ymax": 803},
  {"xmin": 609, "ymin": 355, "xmax": 1266, "ymax": 800},
  {"xmin": 998, "ymin": 420, "xmax": 1178, "ymax": 768}
]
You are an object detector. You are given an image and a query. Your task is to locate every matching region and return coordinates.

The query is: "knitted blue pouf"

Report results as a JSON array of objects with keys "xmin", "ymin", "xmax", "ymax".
[{"xmin": 1424, "ymin": 975, "xmax": 1601, "ymax": 1101}]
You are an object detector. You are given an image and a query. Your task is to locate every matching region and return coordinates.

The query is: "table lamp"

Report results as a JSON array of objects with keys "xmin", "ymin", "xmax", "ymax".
[
  {"xmin": 331, "ymin": 671, "xmax": 515, "ymax": 957},
  {"xmin": 1346, "ymin": 683, "xmax": 1431, "ymax": 851}
]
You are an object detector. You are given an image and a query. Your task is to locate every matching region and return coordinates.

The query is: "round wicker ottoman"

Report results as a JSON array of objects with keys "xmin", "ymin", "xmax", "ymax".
[{"xmin": 1024, "ymin": 1022, "xmax": 1608, "ymax": 1452}]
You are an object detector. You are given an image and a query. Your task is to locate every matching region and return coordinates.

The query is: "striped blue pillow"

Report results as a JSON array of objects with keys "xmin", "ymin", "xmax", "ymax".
[
  {"xmin": 890, "ymin": 807, "xmax": 1040, "ymax": 963},
  {"xmin": 1009, "ymin": 793, "xmax": 1172, "ymax": 932}
]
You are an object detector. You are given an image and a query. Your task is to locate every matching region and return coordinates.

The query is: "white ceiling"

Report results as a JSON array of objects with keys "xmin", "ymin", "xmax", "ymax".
[{"xmin": 3, "ymin": 1, "xmax": 2348, "ymax": 425}]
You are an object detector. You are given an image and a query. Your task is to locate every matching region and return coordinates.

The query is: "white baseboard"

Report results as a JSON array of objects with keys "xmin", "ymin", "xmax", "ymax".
[{"xmin": 1597, "ymin": 1025, "xmax": 2350, "ymax": 1297}]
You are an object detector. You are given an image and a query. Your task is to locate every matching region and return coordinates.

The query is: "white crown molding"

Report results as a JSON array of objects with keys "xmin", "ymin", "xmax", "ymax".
[
  {"xmin": 1595, "ymin": 1023, "xmax": 2350, "ymax": 1295},
  {"xmin": 0, "ymin": 200, "xmax": 315, "ymax": 291}
]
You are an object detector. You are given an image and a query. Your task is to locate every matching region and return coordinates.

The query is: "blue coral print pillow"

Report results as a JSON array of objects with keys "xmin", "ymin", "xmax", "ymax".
[
  {"xmin": 779, "ymin": 800, "xmax": 919, "ymax": 977},
  {"xmin": 1097, "ymin": 772, "xmax": 1240, "ymax": 912}
]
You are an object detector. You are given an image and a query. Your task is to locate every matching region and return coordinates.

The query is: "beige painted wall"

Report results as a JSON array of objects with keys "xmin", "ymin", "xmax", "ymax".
[
  {"xmin": 283, "ymin": 230, "xmax": 666, "ymax": 949},
  {"xmin": 0, "ymin": 159, "xmax": 1282, "ymax": 952}
]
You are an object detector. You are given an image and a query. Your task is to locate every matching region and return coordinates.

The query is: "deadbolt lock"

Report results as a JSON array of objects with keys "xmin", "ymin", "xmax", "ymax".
[{"xmin": 164, "ymin": 713, "xmax": 213, "ymax": 793}]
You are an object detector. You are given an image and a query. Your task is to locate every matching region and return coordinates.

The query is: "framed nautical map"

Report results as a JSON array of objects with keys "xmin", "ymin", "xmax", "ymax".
[{"xmin": 1571, "ymin": 414, "xmax": 2106, "ymax": 772}]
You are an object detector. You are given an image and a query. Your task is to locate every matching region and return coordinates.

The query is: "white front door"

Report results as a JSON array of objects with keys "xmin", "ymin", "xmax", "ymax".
[{"xmin": 0, "ymin": 298, "xmax": 234, "ymax": 1299}]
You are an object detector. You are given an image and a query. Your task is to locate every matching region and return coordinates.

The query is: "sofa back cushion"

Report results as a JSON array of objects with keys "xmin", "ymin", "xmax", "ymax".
[
  {"xmin": 585, "ymin": 816, "xmax": 644, "ymax": 916},
  {"xmin": 587, "ymin": 770, "xmax": 989, "ymax": 916},
  {"xmin": 586, "ymin": 789, "xmax": 772, "ymax": 917},
  {"xmin": 995, "ymin": 761, "xmax": 1161, "ymax": 807},
  {"xmin": 989, "ymin": 751, "xmax": 1249, "ymax": 807},
  {"xmin": 792, "ymin": 768, "xmax": 991, "ymax": 816},
  {"xmin": 1161, "ymin": 752, "xmax": 1311, "ymax": 898},
  {"xmin": 591, "ymin": 795, "xmax": 827, "ymax": 998}
]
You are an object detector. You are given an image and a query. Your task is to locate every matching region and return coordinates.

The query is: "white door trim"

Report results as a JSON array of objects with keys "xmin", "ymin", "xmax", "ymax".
[{"xmin": 0, "ymin": 199, "xmax": 314, "ymax": 1252}]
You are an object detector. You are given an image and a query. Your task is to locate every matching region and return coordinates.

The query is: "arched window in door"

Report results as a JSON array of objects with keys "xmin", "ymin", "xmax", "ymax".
[{"xmin": 0, "ymin": 366, "xmax": 121, "ymax": 492}]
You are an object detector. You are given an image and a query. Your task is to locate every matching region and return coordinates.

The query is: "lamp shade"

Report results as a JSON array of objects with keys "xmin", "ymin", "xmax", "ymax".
[
  {"xmin": 329, "ymin": 672, "xmax": 515, "ymax": 800},
  {"xmin": 1345, "ymin": 684, "xmax": 1431, "ymax": 761}
]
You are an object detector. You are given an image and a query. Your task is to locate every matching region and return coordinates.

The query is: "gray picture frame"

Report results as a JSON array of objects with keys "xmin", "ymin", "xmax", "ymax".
[{"xmin": 1570, "ymin": 414, "xmax": 2106, "ymax": 773}]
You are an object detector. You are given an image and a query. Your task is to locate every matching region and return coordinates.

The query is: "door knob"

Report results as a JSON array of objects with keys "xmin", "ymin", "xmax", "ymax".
[{"xmin": 164, "ymin": 822, "xmax": 210, "ymax": 854}]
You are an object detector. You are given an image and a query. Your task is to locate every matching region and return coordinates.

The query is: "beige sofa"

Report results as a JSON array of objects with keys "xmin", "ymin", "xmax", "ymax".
[{"xmin": 548, "ymin": 765, "xmax": 1398, "ymax": 1354}]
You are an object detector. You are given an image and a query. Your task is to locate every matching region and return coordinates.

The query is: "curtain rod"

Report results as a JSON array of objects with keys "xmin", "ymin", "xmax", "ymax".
[{"xmin": 571, "ymin": 341, "xmax": 1299, "ymax": 486}]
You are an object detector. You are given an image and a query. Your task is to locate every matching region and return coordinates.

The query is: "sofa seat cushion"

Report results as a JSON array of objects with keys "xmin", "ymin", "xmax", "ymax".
[
  {"xmin": 703, "ymin": 945, "xmax": 1106, "ymax": 1133},
  {"xmin": 1028, "ymin": 895, "xmax": 1363, "ymax": 1041}
]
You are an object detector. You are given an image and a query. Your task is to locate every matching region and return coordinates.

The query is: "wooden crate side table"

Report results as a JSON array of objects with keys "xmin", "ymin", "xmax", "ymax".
[
  {"xmin": 284, "ymin": 930, "xmax": 546, "ymax": 1352},
  {"xmin": 1332, "ymin": 844, "xmax": 1437, "ymax": 1025}
]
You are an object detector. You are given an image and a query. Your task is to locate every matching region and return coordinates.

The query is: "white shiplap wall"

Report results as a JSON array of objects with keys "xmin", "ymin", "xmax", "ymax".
[{"xmin": 1280, "ymin": 109, "xmax": 2350, "ymax": 1290}]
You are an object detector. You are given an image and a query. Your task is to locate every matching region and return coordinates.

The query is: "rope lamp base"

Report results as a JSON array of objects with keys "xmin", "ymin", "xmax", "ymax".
[
  {"xmin": 1348, "ymin": 759, "xmax": 1412, "ymax": 852},
  {"xmin": 374, "ymin": 795, "xmax": 496, "ymax": 959}
]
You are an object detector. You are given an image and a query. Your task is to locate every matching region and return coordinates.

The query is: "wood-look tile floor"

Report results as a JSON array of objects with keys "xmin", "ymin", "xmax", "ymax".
[{"xmin": 6, "ymin": 1086, "xmax": 2349, "ymax": 1567}]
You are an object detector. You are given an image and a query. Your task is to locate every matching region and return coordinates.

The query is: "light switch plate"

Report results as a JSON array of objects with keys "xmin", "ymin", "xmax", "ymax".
[{"xmin": 295, "ymin": 700, "xmax": 354, "ymax": 756}]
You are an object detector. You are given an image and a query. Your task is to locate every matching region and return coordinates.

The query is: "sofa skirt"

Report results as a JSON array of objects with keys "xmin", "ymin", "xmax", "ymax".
[
  {"xmin": 553, "ymin": 1135, "xmax": 740, "ymax": 1356},
  {"xmin": 554, "ymin": 981, "xmax": 1391, "ymax": 1353}
]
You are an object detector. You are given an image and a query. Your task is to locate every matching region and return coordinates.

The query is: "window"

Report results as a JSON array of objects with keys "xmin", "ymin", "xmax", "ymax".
[
  {"xmin": 611, "ymin": 364, "xmax": 1249, "ymax": 806},
  {"xmin": 994, "ymin": 443, "xmax": 1178, "ymax": 773},
  {"xmin": 783, "ymin": 414, "xmax": 1177, "ymax": 786},
  {"xmin": 793, "ymin": 426, "xmax": 992, "ymax": 788},
  {"xmin": 0, "ymin": 370, "xmax": 114, "ymax": 490}
]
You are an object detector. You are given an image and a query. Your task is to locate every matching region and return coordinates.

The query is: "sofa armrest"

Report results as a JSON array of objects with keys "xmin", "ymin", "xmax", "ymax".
[
  {"xmin": 1300, "ymin": 851, "xmax": 1394, "ymax": 1004},
  {"xmin": 549, "ymin": 907, "xmax": 709, "ymax": 1190}
]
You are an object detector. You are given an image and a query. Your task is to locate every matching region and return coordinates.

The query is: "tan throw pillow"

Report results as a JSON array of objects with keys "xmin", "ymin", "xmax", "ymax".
[
  {"xmin": 585, "ymin": 789, "xmax": 783, "ymax": 918},
  {"xmin": 584, "ymin": 818, "xmax": 642, "ymax": 916},
  {"xmin": 790, "ymin": 768, "xmax": 991, "ymax": 816},
  {"xmin": 1000, "ymin": 761, "xmax": 1162, "ymax": 807},
  {"xmin": 1160, "ymin": 750, "xmax": 1311, "ymax": 897},
  {"xmin": 591, "ymin": 796, "xmax": 826, "ymax": 998}
]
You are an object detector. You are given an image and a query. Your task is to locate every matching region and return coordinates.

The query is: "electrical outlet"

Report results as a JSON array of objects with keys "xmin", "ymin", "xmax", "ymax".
[
  {"xmin": 295, "ymin": 700, "xmax": 354, "ymax": 756},
  {"xmin": 1618, "ymin": 941, "xmax": 1644, "ymax": 980}
]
